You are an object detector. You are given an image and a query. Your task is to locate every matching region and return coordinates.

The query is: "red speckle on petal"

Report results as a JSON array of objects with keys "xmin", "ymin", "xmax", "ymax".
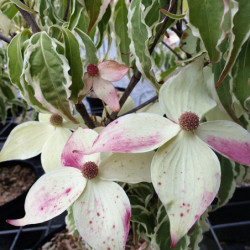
[
  {"xmin": 113, "ymin": 225, "xmax": 115, "ymax": 229},
  {"xmin": 158, "ymin": 182, "xmax": 162, "ymax": 186},
  {"xmin": 89, "ymin": 221, "xmax": 92, "ymax": 224},
  {"xmin": 187, "ymin": 209, "xmax": 190, "ymax": 213},
  {"xmin": 183, "ymin": 203, "xmax": 186, "ymax": 206},
  {"xmin": 195, "ymin": 215, "xmax": 199, "ymax": 220},
  {"xmin": 115, "ymin": 121, "xmax": 119, "ymax": 124},
  {"xmin": 116, "ymin": 195, "xmax": 119, "ymax": 199},
  {"xmin": 65, "ymin": 188, "xmax": 72, "ymax": 194},
  {"xmin": 180, "ymin": 213, "xmax": 184, "ymax": 217},
  {"xmin": 103, "ymin": 241, "xmax": 106, "ymax": 244},
  {"xmin": 40, "ymin": 207, "xmax": 44, "ymax": 211},
  {"xmin": 187, "ymin": 204, "xmax": 190, "ymax": 207},
  {"xmin": 97, "ymin": 212, "xmax": 100, "ymax": 216}
]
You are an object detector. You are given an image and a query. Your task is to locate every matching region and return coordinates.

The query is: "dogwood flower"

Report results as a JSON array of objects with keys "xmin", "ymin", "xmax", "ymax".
[
  {"xmin": 85, "ymin": 57, "xmax": 250, "ymax": 247},
  {"xmin": 80, "ymin": 60, "xmax": 129, "ymax": 112},
  {"xmin": 7, "ymin": 128, "xmax": 154, "ymax": 249},
  {"xmin": 0, "ymin": 113, "xmax": 82, "ymax": 172}
]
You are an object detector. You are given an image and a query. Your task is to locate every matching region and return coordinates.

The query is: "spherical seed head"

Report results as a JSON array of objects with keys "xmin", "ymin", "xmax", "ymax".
[
  {"xmin": 87, "ymin": 64, "xmax": 99, "ymax": 76},
  {"xmin": 82, "ymin": 161, "xmax": 98, "ymax": 179},
  {"xmin": 178, "ymin": 112, "xmax": 200, "ymax": 131},
  {"xmin": 50, "ymin": 114, "xmax": 63, "ymax": 126}
]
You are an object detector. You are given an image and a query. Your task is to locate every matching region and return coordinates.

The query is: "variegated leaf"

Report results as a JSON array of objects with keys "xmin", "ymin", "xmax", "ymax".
[
  {"xmin": 22, "ymin": 32, "xmax": 78, "ymax": 123},
  {"xmin": 112, "ymin": 0, "xmax": 130, "ymax": 66},
  {"xmin": 61, "ymin": 27, "xmax": 84, "ymax": 103},
  {"xmin": 216, "ymin": 0, "xmax": 250, "ymax": 87},
  {"xmin": 187, "ymin": 0, "xmax": 228, "ymax": 62},
  {"xmin": 75, "ymin": 28, "xmax": 98, "ymax": 66},
  {"xmin": 128, "ymin": 0, "xmax": 160, "ymax": 90}
]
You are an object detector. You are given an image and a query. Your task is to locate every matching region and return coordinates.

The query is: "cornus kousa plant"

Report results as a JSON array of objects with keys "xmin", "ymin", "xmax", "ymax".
[
  {"xmin": 0, "ymin": 0, "xmax": 249, "ymax": 249},
  {"xmin": 7, "ymin": 128, "xmax": 154, "ymax": 249}
]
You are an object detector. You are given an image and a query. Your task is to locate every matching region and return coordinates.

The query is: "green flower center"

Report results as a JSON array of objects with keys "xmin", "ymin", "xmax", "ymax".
[
  {"xmin": 178, "ymin": 112, "xmax": 199, "ymax": 131},
  {"xmin": 49, "ymin": 114, "xmax": 63, "ymax": 127},
  {"xmin": 87, "ymin": 64, "xmax": 99, "ymax": 77},
  {"xmin": 82, "ymin": 161, "xmax": 98, "ymax": 179}
]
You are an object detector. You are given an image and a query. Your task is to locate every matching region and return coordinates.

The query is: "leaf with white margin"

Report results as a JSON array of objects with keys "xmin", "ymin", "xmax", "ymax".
[
  {"xmin": 99, "ymin": 151, "xmax": 154, "ymax": 183},
  {"xmin": 159, "ymin": 56, "xmax": 216, "ymax": 122},
  {"xmin": 23, "ymin": 32, "xmax": 78, "ymax": 123},
  {"xmin": 61, "ymin": 27, "xmax": 84, "ymax": 103},
  {"xmin": 128, "ymin": 0, "xmax": 160, "ymax": 90},
  {"xmin": 41, "ymin": 127, "xmax": 71, "ymax": 172},
  {"xmin": 7, "ymin": 30, "xmax": 31, "ymax": 91},
  {"xmin": 112, "ymin": 0, "xmax": 131, "ymax": 66},
  {"xmin": 196, "ymin": 120, "xmax": 250, "ymax": 166},
  {"xmin": 91, "ymin": 113, "xmax": 180, "ymax": 154},
  {"xmin": 73, "ymin": 178, "xmax": 131, "ymax": 250},
  {"xmin": 187, "ymin": 0, "xmax": 227, "ymax": 62},
  {"xmin": 7, "ymin": 167, "xmax": 86, "ymax": 226},
  {"xmin": 216, "ymin": 0, "xmax": 250, "ymax": 87},
  {"xmin": 0, "ymin": 122, "xmax": 54, "ymax": 162},
  {"xmin": 61, "ymin": 127, "xmax": 100, "ymax": 170},
  {"xmin": 151, "ymin": 130, "xmax": 220, "ymax": 247},
  {"xmin": 75, "ymin": 28, "xmax": 98, "ymax": 66}
]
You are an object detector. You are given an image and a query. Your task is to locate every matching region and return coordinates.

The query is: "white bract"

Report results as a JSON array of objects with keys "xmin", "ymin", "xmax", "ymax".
[
  {"xmin": 7, "ymin": 128, "xmax": 154, "ymax": 249},
  {"xmin": 0, "ymin": 113, "xmax": 82, "ymax": 172},
  {"xmin": 86, "ymin": 57, "xmax": 250, "ymax": 246}
]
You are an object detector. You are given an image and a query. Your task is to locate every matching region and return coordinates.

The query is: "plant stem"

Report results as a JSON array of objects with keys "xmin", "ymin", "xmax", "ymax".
[
  {"xmin": 63, "ymin": 0, "xmax": 70, "ymax": 21},
  {"xmin": 0, "ymin": 33, "xmax": 11, "ymax": 43},
  {"xmin": 109, "ymin": 70, "xmax": 142, "ymax": 120},
  {"xmin": 16, "ymin": 2, "xmax": 40, "ymax": 33},
  {"xmin": 122, "ymin": 95, "xmax": 158, "ymax": 116},
  {"xmin": 162, "ymin": 41, "xmax": 183, "ymax": 60},
  {"xmin": 75, "ymin": 102, "xmax": 95, "ymax": 129},
  {"xmin": 109, "ymin": 0, "xmax": 178, "ymax": 122}
]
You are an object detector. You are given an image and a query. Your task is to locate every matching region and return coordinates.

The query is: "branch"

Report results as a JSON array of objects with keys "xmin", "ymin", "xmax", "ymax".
[
  {"xmin": 149, "ymin": 0, "xmax": 178, "ymax": 54},
  {"xmin": 162, "ymin": 41, "xmax": 183, "ymax": 60},
  {"xmin": 109, "ymin": 0, "xmax": 178, "ymax": 122},
  {"xmin": 122, "ymin": 95, "xmax": 158, "ymax": 116},
  {"xmin": 75, "ymin": 102, "xmax": 95, "ymax": 129},
  {"xmin": 0, "ymin": 33, "xmax": 11, "ymax": 43},
  {"xmin": 63, "ymin": 0, "xmax": 70, "ymax": 21},
  {"xmin": 16, "ymin": 4, "xmax": 40, "ymax": 33},
  {"xmin": 109, "ymin": 70, "xmax": 142, "ymax": 120}
]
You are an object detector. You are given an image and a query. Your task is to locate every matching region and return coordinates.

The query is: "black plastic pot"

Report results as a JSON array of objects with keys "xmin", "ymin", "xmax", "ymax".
[
  {"xmin": 208, "ymin": 186, "xmax": 250, "ymax": 248},
  {"xmin": 0, "ymin": 160, "xmax": 40, "ymax": 220}
]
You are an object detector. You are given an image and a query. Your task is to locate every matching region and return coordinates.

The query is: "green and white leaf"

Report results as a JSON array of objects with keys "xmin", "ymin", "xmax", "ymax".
[
  {"xmin": 187, "ymin": 0, "xmax": 228, "ymax": 62},
  {"xmin": 75, "ymin": 28, "xmax": 98, "ymax": 66},
  {"xmin": 7, "ymin": 30, "xmax": 31, "ymax": 91},
  {"xmin": 9, "ymin": 0, "xmax": 37, "ymax": 14},
  {"xmin": 22, "ymin": 32, "xmax": 78, "ymax": 123},
  {"xmin": 231, "ymin": 38, "xmax": 250, "ymax": 122},
  {"xmin": 128, "ymin": 0, "xmax": 160, "ymax": 90},
  {"xmin": 68, "ymin": 0, "xmax": 83, "ymax": 31},
  {"xmin": 112, "ymin": 0, "xmax": 130, "ymax": 66},
  {"xmin": 216, "ymin": 0, "xmax": 250, "ymax": 87},
  {"xmin": 61, "ymin": 27, "xmax": 84, "ymax": 103},
  {"xmin": 214, "ymin": 154, "xmax": 236, "ymax": 210}
]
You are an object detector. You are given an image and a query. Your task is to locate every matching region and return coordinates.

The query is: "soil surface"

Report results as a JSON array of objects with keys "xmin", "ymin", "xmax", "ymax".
[
  {"xmin": 39, "ymin": 229, "xmax": 149, "ymax": 250},
  {"xmin": 0, "ymin": 164, "xmax": 36, "ymax": 205}
]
